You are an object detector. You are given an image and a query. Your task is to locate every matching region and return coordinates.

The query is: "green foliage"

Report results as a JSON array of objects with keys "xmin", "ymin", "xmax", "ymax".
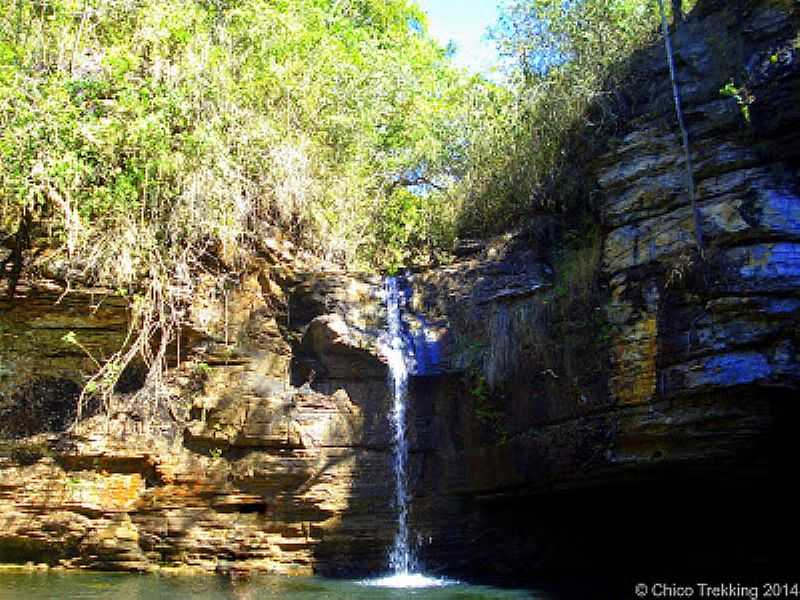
[
  {"xmin": 194, "ymin": 362, "xmax": 212, "ymax": 377},
  {"xmin": 372, "ymin": 188, "xmax": 456, "ymax": 273},
  {"xmin": 456, "ymin": 336, "xmax": 508, "ymax": 445},
  {"xmin": 61, "ymin": 330, "xmax": 100, "ymax": 369},
  {"xmin": 720, "ymin": 79, "xmax": 754, "ymax": 123},
  {"xmin": 61, "ymin": 332, "xmax": 78, "ymax": 347},
  {"xmin": 471, "ymin": 374, "xmax": 489, "ymax": 403},
  {"xmin": 1, "ymin": 0, "xmax": 477, "ymax": 411},
  {"xmin": 0, "ymin": 0, "xmax": 467, "ymax": 278},
  {"xmin": 209, "ymin": 447, "xmax": 223, "ymax": 460},
  {"xmin": 452, "ymin": 335, "xmax": 486, "ymax": 373},
  {"xmin": 454, "ymin": 0, "xmax": 698, "ymax": 236},
  {"xmin": 469, "ymin": 374, "xmax": 508, "ymax": 445},
  {"xmin": 551, "ymin": 223, "xmax": 602, "ymax": 306}
]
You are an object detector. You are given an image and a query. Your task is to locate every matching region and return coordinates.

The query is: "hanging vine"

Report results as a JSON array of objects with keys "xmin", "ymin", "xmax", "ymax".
[{"xmin": 657, "ymin": 0, "xmax": 706, "ymax": 258}]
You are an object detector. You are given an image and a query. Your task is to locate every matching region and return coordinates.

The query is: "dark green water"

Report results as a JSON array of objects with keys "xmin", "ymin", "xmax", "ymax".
[{"xmin": 0, "ymin": 572, "xmax": 553, "ymax": 600}]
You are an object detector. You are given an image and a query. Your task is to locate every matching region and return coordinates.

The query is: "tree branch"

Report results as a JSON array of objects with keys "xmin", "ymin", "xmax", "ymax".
[{"xmin": 388, "ymin": 176, "xmax": 446, "ymax": 193}]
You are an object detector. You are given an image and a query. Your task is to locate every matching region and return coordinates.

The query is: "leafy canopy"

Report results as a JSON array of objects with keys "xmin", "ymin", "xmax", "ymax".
[{"xmin": 0, "ymin": 0, "xmax": 469, "ymax": 279}]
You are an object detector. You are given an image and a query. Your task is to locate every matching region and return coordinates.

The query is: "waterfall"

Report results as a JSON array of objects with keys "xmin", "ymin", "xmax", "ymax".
[
  {"xmin": 363, "ymin": 276, "xmax": 450, "ymax": 589},
  {"xmin": 383, "ymin": 276, "xmax": 415, "ymax": 575}
]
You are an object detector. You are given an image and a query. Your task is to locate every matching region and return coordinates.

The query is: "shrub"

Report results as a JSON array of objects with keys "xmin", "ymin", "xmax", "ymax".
[{"xmin": 454, "ymin": 0, "xmax": 698, "ymax": 237}]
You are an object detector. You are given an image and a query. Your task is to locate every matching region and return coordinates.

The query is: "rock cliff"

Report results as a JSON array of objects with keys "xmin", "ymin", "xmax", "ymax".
[
  {"xmin": 404, "ymin": 0, "xmax": 800, "ymax": 576},
  {"xmin": 1, "ymin": 0, "xmax": 798, "ymax": 579},
  {"xmin": 0, "ymin": 249, "xmax": 400, "ymax": 575}
]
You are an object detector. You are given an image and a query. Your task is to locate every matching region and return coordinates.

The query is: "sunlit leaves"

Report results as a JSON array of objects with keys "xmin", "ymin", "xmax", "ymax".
[
  {"xmin": 456, "ymin": 0, "xmax": 679, "ymax": 235},
  {"xmin": 0, "ymin": 0, "xmax": 470, "ymax": 272}
]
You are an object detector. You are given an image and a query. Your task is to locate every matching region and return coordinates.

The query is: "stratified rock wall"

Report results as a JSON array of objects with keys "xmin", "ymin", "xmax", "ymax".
[
  {"xmin": 404, "ymin": 0, "xmax": 800, "ymax": 577},
  {"xmin": 1, "ymin": 0, "xmax": 798, "ymax": 579},
  {"xmin": 0, "ymin": 250, "xmax": 398, "ymax": 576},
  {"xmin": 0, "ymin": 283, "xmax": 130, "ymax": 437}
]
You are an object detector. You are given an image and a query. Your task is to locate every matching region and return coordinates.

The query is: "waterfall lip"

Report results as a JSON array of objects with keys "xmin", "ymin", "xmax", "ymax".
[
  {"xmin": 360, "ymin": 573, "xmax": 457, "ymax": 589},
  {"xmin": 381, "ymin": 273, "xmax": 446, "ymax": 377}
]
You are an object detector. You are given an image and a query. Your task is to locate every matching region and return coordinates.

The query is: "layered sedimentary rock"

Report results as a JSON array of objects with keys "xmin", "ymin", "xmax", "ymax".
[
  {"xmin": 0, "ymin": 248, "xmax": 398, "ymax": 575},
  {"xmin": 401, "ymin": 0, "xmax": 800, "ymax": 576},
  {"xmin": 411, "ymin": 0, "xmax": 800, "ymax": 490},
  {"xmin": 0, "ymin": 282, "xmax": 130, "ymax": 437},
  {"xmin": 0, "ymin": 388, "xmax": 387, "ymax": 574},
  {"xmin": 1, "ymin": 0, "xmax": 798, "ymax": 579}
]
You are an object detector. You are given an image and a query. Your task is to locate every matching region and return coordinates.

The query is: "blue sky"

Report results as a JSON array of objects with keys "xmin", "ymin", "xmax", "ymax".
[{"xmin": 417, "ymin": 0, "xmax": 502, "ymax": 76}]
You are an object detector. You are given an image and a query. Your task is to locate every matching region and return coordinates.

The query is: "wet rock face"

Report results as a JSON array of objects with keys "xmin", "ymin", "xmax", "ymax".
[{"xmin": 0, "ymin": 378, "xmax": 82, "ymax": 438}]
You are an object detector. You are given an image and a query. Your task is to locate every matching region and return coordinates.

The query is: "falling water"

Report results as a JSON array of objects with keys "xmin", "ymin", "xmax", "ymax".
[
  {"xmin": 383, "ymin": 276, "xmax": 415, "ymax": 575},
  {"xmin": 364, "ymin": 276, "xmax": 451, "ymax": 589}
]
